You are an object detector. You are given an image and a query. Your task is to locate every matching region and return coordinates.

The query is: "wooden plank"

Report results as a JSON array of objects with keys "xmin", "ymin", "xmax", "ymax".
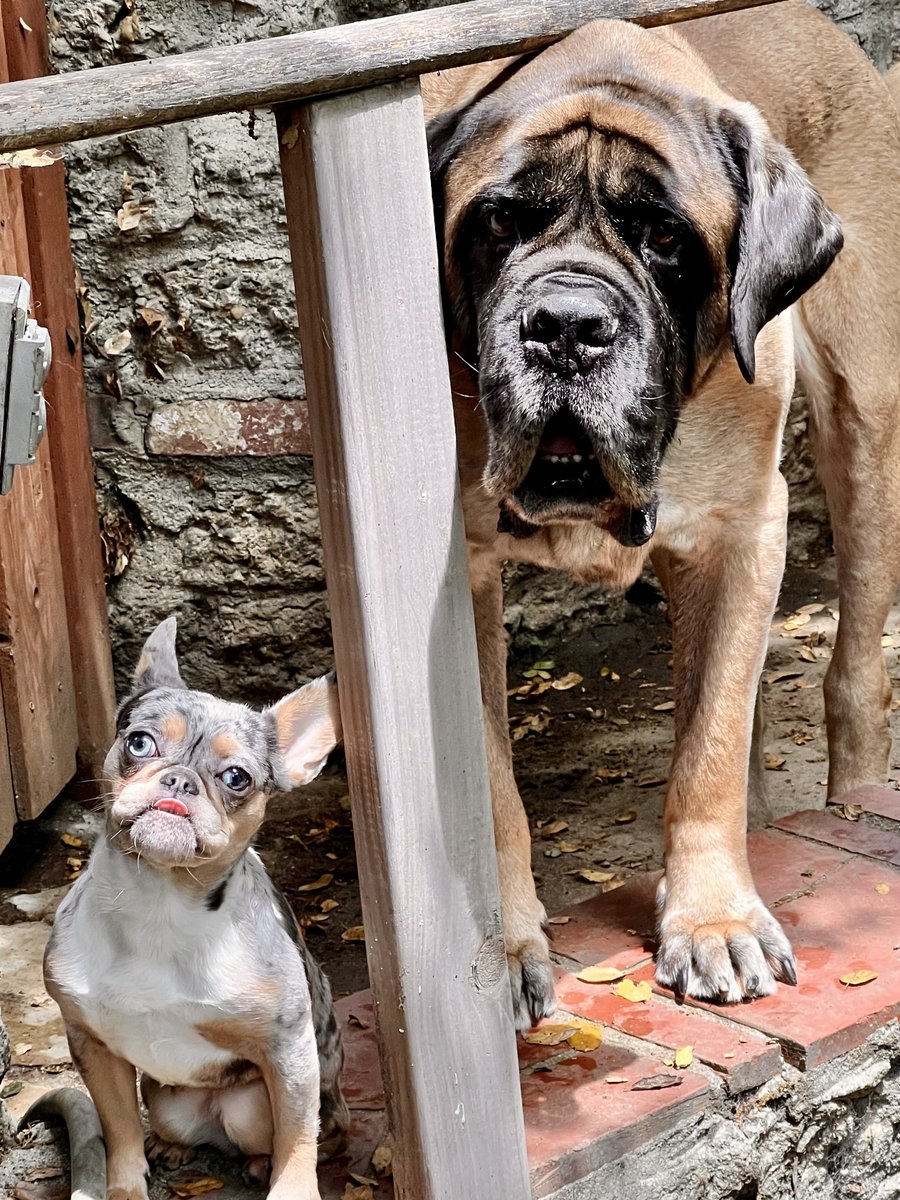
[
  {"xmin": 2, "ymin": 0, "xmax": 115, "ymax": 778},
  {"xmin": 0, "ymin": 21, "xmax": 78, "ymax": 819},
  {"xmin": 277, "ymin": 82, "xmax": 531, "ymax": 1199},
  {"xmin": 0, "ymin": 0, "xmax": 781, "ymax": 152}
]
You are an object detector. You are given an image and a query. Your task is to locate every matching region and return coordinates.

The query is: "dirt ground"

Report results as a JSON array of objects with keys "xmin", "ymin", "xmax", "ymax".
[{"xmin": 1, "ymin": 556, "xmax": 899, "ymax": 1194}]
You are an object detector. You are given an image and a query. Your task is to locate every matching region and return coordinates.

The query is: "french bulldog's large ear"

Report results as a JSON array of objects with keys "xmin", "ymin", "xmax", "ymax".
[
  {"xmin": 133, "ymin": 616, "xmax": 186, "ymax": 692},
  {"xmin": 721, "ymin": 105, "xmax": 843, "ymax": 383},
  {"xmin": 267, "ymin": 673, "xmax": 342, "ymax": 789}
]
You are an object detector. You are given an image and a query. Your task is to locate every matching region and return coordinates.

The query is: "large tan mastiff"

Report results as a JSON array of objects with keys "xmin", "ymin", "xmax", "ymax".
[{"xmin": 422, "ymin": 1, "xmax": 900, "ymax": 1027}]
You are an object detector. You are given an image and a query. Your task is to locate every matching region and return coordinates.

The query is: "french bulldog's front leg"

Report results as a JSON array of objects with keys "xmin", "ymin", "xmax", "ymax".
[
  {"xmin": 67, "ymin": 1025, "xmax": 148, "ymax": 1200},
  {"xmin": 472, "ymin": 564, "xmax": 556, "ymax": 1031},
  {"xmin": 652, "ymin": 480, "xmax": 796, "ymax": 1002},
  {"xmin": 262, "ymin": 1021, "xmax": 322, "ymax": 1200}
]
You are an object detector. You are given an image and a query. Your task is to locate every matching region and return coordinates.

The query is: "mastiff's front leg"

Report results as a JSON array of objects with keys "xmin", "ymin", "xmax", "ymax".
[
  {"xmin": 652, "ymin": 474, "xmax": 796, "ymax": 1002},
  {"xmin": 471, "ymin": 561, "xmax": 556, "ymax": 1030}
]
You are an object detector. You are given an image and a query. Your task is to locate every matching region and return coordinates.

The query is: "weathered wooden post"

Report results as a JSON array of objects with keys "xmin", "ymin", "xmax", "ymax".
[{"xmin": 277, "ymin": 82, "xmax": 532, "ymax": 1199}]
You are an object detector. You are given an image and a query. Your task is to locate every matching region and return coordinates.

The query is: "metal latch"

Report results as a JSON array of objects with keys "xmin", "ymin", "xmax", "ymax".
[{"xmin": 0, "ymin": 276, "xmax": 50, "ymax": 495}]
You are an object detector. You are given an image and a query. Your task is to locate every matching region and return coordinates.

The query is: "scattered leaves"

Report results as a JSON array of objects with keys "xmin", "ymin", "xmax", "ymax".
[
  {"xmin": 839, "ymin": 969, "xmax": 878, "ymax": 987},
  {"xmin": 631, "ymin": 1073, "xmax": 682, "ymax": 1091},
  {"xmin": 614, "ymin": 810, "xmax": 637, "ymax": 824},
  {"xmin": 835, "ymin": 803, "xmax": 863, "ymax": 822},
  {"xmin": 552, "ymin": 672, "xmax": 583, "ymax": 691},
  {"xmin": 523, "ymin": 1019, "xmax": 603, "ymax": 1052},
  {"xmin": 341, "ymin": 926, "xmax": 366, "ymax": 943},
  {"xmin": 674, "ymin": 1045, "xmax": 693, "ymax": 1069},
  {"xmin": 578, "ymin": 869, "xmax": 616, "ymax": 884},
  {"xmin": 102, "ymin": 329, "xmax": 132, "ymax": 357},
  {"xmin": 0, "ymin": 147, "xmax": 61, "ymax": 170},
  {"xmin": 297, "ymin": 873, "xmax": 334, "ymax": 892},
  {"xmin": 577, "ymin": 964, "xmax": 626, "ymax": 985},
  {"xmin": 170, "ymin": 1178, "xmax": 225, "ymax": 1197},
  {"xmin": 612, "ymin": 978, "xmax": 652, "ymax": 1003}
]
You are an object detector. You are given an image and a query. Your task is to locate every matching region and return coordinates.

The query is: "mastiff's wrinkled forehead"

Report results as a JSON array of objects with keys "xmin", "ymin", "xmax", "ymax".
[{"xmin": 428, "ymin": 20, "xmax": 841, "ymax": 540}]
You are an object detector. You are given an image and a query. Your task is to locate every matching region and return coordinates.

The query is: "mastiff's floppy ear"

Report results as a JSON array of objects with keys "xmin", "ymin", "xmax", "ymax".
[{"xmin": 722, "ymin": 105, "xmax": 843, "ymax": 384}]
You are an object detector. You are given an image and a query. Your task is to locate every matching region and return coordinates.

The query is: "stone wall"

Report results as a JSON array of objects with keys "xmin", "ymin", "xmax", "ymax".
[{"xmin": 49, "ymin": 0, "xmax": 898, "ymax": 699}]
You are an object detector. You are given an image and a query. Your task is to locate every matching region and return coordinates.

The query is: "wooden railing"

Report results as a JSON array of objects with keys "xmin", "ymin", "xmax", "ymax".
[{"xmin": 0, "ymin": 0, "xmax": 775, "ymax": 1194}]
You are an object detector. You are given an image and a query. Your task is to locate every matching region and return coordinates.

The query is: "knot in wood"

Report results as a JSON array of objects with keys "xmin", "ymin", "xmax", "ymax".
[{"xmin": 470, "ymin": 932, "xmax": 507, "ymax": 994}]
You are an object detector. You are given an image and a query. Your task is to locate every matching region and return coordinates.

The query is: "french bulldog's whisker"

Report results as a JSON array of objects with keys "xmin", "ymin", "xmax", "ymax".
[{"xmin": 453, "ymin": 349, "xmax": 479, "ymax": 374}]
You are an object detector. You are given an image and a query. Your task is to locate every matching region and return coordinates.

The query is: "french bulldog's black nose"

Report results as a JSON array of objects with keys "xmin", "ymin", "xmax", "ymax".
[
  {"xmin": 160, "ymin": 769, "xmax": 200, "ymax": 798},
  {"xmin": 521, "ymin": 277, "xmax": 619, "ymax": 376}
]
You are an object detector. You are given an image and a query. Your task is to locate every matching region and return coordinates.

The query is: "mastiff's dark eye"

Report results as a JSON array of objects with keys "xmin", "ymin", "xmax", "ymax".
[
  {"xmin": 644, "ymin": 217, "xmax": 683, "ymax": 258},
  {"xmin": 485, "ymin": 207, "xmax": 516, "ymax": 240},
  {"xmin": 221, "ymin": 766, "xmax": 252, "ymax": 793},
  {"xmin": 126, "ymin": 731, "xmax": 158, "ymax": 760}
]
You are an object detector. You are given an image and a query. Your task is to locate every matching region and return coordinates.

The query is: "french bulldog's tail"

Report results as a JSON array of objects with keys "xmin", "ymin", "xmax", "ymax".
[{"xmin": 19, "ymin": 1087, "xmax": 106, "ymax": 1200}]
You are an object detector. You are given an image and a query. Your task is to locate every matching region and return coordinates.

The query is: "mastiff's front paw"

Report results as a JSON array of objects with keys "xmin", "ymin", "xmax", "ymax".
[
  {"xmin": 506, "ymin": 922, "xmax": 557, "ymax": 1030},
  {"xmin": 655, "ymin": 874, "xmax": 796, "ymax": 1003}
]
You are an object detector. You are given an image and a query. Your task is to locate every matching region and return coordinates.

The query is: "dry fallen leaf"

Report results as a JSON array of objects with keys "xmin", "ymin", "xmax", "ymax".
[
  {"xmin": 797, "ymin": 603, "xmax": 824, "ymax": 615},
  {"xmin": 594, "ymin": 767, "xmax": 630, "ymax": 782},
  {"xmin": 613, "ymin": 978, "xmax": 652, "ymax": 1003},
  {"xmin": 1, "ymin": 1082, "xmax": 23, "ymax": 1098},
  {"xmin": 605, "ymin": 1074, "xmax": 629, "ymax": 1084},
  {"xmin": 342, "ymin": 1187, "xmax": 373, "ymax": 1200},
  {"xmin": 674, "ymin": 1045, "xmax": 693, "ymax": 1069},
  {"xmin": 297, "ymin": 873, "xmax": 334, "ymax": 893},
  {"xmin": 764, "ymin": 754, "xmax": 786, "ymax": 771},
  {"xmin": 653, "ymin": 700, "xmax": 676, "ymax": 712},
  {"xmin": 882, "ymin": 634, "xmax": 894, "ymax": 648},
  {"xmin": 579, "ymin": 869, "xmax": 616, "ymax": 884},
  {"xmin": 875, "ymin": 883, "xmax": 891, "ymax": 895},
  {"xmin": 60, "ymin": 832, "xmax": 86, "ymax": 848},
  {"xmin": 631, "ymin": 1074, "xmax": 682, "ymax": 1091},
  {"xmin": 522, "ymin": 1024, "xmax": 578, "ymax": 1047},
  {"xmin": 371, "ymin": 1141, "xmax": 393, "ymax": 1177},
  {"xmin": 102, "ymin": 329, "xmax": 132, "ymax": 357},
  {"xmin": 835, "ymin": 803, "xmax": 863, "ymax": 822},
  {"xmin": 320, "ymin": 898, "xmax": 339, "ymax": 913},
  {"xmin": 782, "ymin": 613, "xmax": 811, "ymax": 631},
  {"xmin": 577, "ymin": 964, "xmax": 626, "ymax": 985},
  {"xmin": 557, "ymin": 841, "xmax": 583, "ymax": 854},
  {"xmin": 614, "ymin": 810, "xmax": 637, "ymax": 824},
  {"xmin": 839, "ymin": 969, "xmax": 878, "ymax": 986},
  {"xmin": 636, "ymin": 775, "xmax": 667, "ymax": 788},
  {"xmin": 552, "ymin": 671, "xmax": 583, "ymax": 691},
  {"xmin": 116, "ymin": 198, "xmax": 148, "ymax": 230},
  {"xmin": 540, "ymin": 819, "xmax": 569, "ymax": 838},
  {"xmin": 169, "ymin": 1178, "xmax": 225, "ymax": 1198},
  {"xmin": 547, "ymin": 915, "xmax": 571, "ymax": 925},
  {"xmin": 798, "ymin": 645, "xmax": 818, "ymax": 663},
  {"xmin": 0, "ymin": 147, "xmax": 61, "ymax": 170},
  {"xmin": 567, "ymin": 1019, "xmax": 603, "ymax": 1052},
  {"xmin": 341, "ymin": 926, "xmax": 366, "ymax": 943}
]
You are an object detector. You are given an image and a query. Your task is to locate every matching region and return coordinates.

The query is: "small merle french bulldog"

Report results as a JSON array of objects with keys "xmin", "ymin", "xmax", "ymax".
[{"xmin": 44, "ymin": 617, "xmax": 348, "ymax": 1200}]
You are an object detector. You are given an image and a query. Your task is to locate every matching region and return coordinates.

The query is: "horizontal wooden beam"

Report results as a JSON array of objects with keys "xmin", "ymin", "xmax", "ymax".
[{"xmin": 0, "ymin": 0, "xmax": 780, "ymax": 152}]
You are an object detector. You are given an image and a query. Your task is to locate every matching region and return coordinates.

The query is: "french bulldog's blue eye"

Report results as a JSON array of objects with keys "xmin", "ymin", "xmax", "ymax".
[
  {"xmin": 126, "ymin": 732, "xmax": 158, "ymax": 759},
  {"xmin": 221, "ymin": 766, "xmax": 252, "ymax": 793}
]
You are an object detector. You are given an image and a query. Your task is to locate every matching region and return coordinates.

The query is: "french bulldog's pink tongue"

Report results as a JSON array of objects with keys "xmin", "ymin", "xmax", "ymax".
[
  {"xmin": 540, "ymin": 431, "xmax": 581, "ymax": 456},
  {"xmin": 155, "ymin": 798, "xmax": 190, "ymax": 817}
]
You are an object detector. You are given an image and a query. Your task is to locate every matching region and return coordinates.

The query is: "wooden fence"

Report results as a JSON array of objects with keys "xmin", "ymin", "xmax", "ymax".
[{"xmin": 0, "ymin": 0, "xmax": 773, "ymax": 1193}]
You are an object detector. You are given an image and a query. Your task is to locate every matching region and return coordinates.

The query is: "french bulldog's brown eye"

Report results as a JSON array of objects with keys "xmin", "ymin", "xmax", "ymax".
[
  {"xmin": 485, "ymin": 208, "xmax": 516, "ymax": 240},
  {"xmin": 126, "ymin": 731, "xmax": 158, "ymax": 759},
  {"xmin": 221, "ymin": 766, "xmax": 252, "ymax": 793}
]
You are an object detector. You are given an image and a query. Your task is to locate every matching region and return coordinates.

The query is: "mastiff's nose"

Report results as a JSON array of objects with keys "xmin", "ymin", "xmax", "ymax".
[{"xmin": 520, "ymin": 277, "xmax": 619, "ymax": 376}]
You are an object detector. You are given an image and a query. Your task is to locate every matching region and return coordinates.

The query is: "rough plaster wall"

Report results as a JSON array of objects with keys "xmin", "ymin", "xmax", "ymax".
[{"xmin": 50, "ymin": 0, "xmax": 897, "ymax": 698}]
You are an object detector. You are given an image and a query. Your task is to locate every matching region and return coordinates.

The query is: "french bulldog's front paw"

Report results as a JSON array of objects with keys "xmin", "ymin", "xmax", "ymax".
[
  {"xmin": 145, "ymin": 1130, "xmax": 196, "ymax": 1170},
  {"xmin": 108, "ymin": 1181, "xmax": 149, "ymax": 1200},
  {"xmin": 655, "ymin": 874, "xmax": 796, "ymax": 1003},
  {"xmin": 506, "ymin": 925, "xmax": 557, "ymax": 1031}
]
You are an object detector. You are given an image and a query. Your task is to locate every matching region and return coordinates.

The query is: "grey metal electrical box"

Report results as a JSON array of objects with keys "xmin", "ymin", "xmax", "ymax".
[{"xmin": 0, "ymin": 277, "xmax": 50, "ymax": 495}]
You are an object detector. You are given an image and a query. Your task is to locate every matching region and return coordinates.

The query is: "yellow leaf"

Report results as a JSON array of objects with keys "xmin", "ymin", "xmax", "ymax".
[
  {"xmin": 552, "ymin": 672, "xmax": 584, "ymax": 691},
  {"xmin": 653, "ymin": 700, "xmax": 675, "ymax": 712},
  {"xmin": 577, "ymin": 965, "xmax": 625, "ymax": 984},
  {"xmin": 674, "ymin": 1045, "xmax": 693, "ymax": 1069},
  {"xmin": 579, "ymin": 869, "xmax": 616, "ymax": 884},
  {"xmin": 783, "ymin": 613, "xmax": 811, "ymax": 631},
  {"xmin": 602, "ymin": 879, "xmax": 626, "ymax": 892},
  {"xmin": 297, "ymin": 873, "xmax": 334, "ymax": 892},
  {"xmin": 371, "ymin": 1141, "xmax": 393, "ymax": 1177},
  {"xmin": 567, "ymin": 1020, "xmax": 604, "ymax": 1052},
  {"xmin": 61, "ymin": 832, "xmax": 86, "ymax": 848},
  {"xmin": 522, "ymin": 1024, "xmax": 577, "ymax": 1047},
  {"xmin": 614, "ymin": 810, "xmax": 637, "ymax": 824},
  {"xmin": 320, "ymin": 898, "xmax": 339, "ymax": 912},
  {"xmin": 613, "ymin": 979, "xmax": 652, "ymax": 1003},
  {"xmin": 170, "ymin": 1179, "xmax": 225, "ymax": 1198},
  {"xmin": 557, "ymin": 841, "xmax": 582, "ymax": 854},
  {"xmin": 839, "ymin": 969, "xmax": 878, "ymax": 986},
  {"xmin": 764, "ymin": 754, "xmax": 786, "ymax": 771},
  {"xmin": 341, "ymin": 925, "xmax": 366, "ymax": 943},
  {"xmin": 875, "ymin": 883, "xmax": 891, "ymax": 895}
]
